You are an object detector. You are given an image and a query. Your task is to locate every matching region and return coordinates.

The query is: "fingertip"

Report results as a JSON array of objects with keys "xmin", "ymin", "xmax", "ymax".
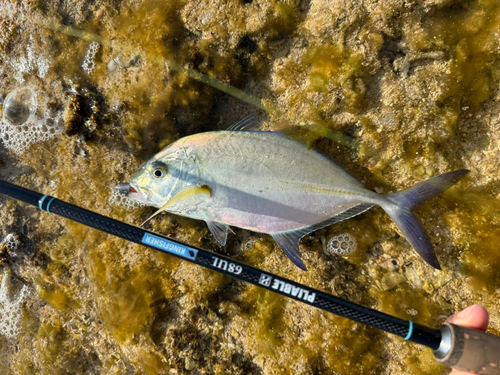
[{"xmin": 447, "ymin": 304, "xmax": 489, "ymax": 331}]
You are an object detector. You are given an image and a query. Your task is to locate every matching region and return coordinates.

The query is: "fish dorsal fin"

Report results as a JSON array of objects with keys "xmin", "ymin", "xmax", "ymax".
[
  {"xmin": 227, "ymin": 113, "xmax": 260, "ymax": 131},
  {"xmin": 272, "ymin": 232, "xmax": 307, "ymax": 271},
  {"xmin": 206, "ymin": 221, "xmax": 230, "ymax": 246},
  {"xmin": 141, "ymin": 185, "xmax": 211, "ymax": 226}
]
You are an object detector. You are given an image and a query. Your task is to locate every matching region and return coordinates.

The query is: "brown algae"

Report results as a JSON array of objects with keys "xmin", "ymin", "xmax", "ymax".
[{"xmin": 0, "ymin": 0, "xmax": 499, "ymax": 374}]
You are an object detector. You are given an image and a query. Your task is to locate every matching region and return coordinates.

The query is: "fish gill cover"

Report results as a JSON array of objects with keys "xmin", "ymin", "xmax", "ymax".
[{"xmin": 0, "ymin": 0, "xmax": 498, "ymax": 374}]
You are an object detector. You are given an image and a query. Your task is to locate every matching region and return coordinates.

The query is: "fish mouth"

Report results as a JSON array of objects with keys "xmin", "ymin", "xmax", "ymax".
[{"xmin": 114, "ymin": 182, "xmax": 151, "ymax": 204}]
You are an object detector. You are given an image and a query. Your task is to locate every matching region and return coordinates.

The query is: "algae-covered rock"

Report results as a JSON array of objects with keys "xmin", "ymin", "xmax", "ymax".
[{"xmin": 0, "ymin": 0, "xmax": 499, "ymax": 374}]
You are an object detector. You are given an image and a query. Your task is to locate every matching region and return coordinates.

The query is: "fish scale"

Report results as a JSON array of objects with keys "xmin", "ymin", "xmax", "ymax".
[{"xmin": 178, "ymin": 132, "xmax": 379, "ymax": 228}]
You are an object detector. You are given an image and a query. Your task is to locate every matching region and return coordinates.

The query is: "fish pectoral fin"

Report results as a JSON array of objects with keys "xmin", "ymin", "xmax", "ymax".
[
  {"xmin": 206, "ymin": 221, "xmax": 230, "ymax": 246},
  {"xmin": 272, "ymin": 232, "xmax": 307, "ymax": 271},
  {"xmin": 166, "ymin": 185, "xmax": 211, "ymax": 209},
  {"xmin": 141, "ymin": 205, "xmax": 168, "ymax": 227},
  {"xmin": 141, "ymin": 185, "xmax": 211, "ymax": 226}
]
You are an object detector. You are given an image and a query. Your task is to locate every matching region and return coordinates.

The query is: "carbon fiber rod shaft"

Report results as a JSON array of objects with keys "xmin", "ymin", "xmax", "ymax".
[{"xmin": 0, "ymin": 179, "xmax": 442, "ymax": 349}]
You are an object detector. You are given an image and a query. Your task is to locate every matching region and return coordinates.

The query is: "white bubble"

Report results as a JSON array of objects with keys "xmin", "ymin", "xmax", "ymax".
[
  {"xmin": 0, "ymin": 275, "xmax": 29, "ymax": 340},
  {"xmin": 0, "ymin": 86, "xmax": 64, "ymax": 155},
  {"xmin": 108, "ymin": 189, "xmax": 145, "ymax": 210},
  {"xmin": 10, "ymin": 37, "xmax": 51, "ymax": 81},
  {"xmin": 326, "ymin": 233, "xmax": 357, "ymax": 255},
  {"xmin": 1, "ymin": 234, "xmax": 19, "ymax": 252},
  {"xmin": 3, "ymin": 86, "xmax": 37, "ymax": 126},
  {"xmin": 82, "ymin": 41, "xmax": 100, "ymax": 75}
]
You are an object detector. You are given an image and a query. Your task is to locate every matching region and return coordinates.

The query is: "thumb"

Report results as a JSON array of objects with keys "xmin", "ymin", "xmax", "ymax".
[{"xmin": 446, "ymin": 304, "xmax": 489, "ymax": 331}]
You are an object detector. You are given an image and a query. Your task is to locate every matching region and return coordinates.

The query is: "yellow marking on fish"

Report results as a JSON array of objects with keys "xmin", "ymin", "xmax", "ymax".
[
  {"xmin": 168, "ymin": 184, "xmax": 211, "ymax": 206},
  {"xmin": 141, "ymin": 185, "xmax": 211, "ymax": 226},
  {"xmin": 281, "ymin": 180, "xmax": 359, "ymax": 197},
  {"xmin": 137, "ymin": 173, "xmax": 152, "ymax": 187}
]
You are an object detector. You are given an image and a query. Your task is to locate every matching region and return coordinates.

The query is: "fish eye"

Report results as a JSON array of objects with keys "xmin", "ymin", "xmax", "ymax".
[
  {"xmin": 149, "ymin": 162, "xmax": 168, "ymax": 178},
  {"xmin": 153, "ymin": 168, "xmax": 165, "ymax": 178}
]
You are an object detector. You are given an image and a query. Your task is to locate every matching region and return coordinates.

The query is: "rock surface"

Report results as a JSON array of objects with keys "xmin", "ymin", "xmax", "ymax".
[{"xmin": 0, "ymin": 0, "xmax": 499, "ymax": 374}]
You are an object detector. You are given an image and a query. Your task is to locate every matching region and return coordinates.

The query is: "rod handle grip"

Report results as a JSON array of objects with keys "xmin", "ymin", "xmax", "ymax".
[{"xmin": 434, "ymin": 323, "xmax": 500, "ymax": 375}]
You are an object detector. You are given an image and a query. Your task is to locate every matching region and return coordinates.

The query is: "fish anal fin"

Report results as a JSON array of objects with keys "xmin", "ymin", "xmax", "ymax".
[
  {"xmin": 207, "ymin": 221, "xmax": 229, "ymax": 246},
  {"xmin": 272, "ymin": 232, "xmax": 307, "ymax": 271},
  {"xmin": 291, "ymin": 203, "xmax": 374, "ymax": 239},
  {"xmin": 271, "ymin": 203, "xmax": 375, "ymax": 270}
]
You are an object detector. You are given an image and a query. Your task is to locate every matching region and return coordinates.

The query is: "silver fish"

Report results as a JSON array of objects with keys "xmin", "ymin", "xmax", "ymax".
[{"xmin": 118, "ymin": 127, "xmax": 468, "ymax": 270}]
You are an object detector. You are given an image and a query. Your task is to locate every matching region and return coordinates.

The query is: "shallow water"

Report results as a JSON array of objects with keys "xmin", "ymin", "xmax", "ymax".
[{"xmin": 0, "ymin": 0, "xmax": 499, "ymax": 374}]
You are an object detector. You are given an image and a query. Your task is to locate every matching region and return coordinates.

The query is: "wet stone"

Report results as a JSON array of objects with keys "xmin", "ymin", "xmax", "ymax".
[{"xmin": 184, "ymin": 356, "xmax": 195, "ymax": 370}]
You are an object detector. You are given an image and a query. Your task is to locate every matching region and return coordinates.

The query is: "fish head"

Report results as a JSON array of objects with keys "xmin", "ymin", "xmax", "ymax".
[{"xmin": 122, "ymin": 146, "xmax": 200, "ymax": 208}]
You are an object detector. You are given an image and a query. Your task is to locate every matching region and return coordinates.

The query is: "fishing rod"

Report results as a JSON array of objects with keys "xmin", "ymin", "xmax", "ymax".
[{"xmin": 0, "ymin": 179, "xmax": 498, "ymax": 374}]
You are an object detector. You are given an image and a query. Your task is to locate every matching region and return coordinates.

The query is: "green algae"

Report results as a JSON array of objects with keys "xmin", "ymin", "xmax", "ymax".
[
  {"xmin": 33, "ymin": 320, "xmax": 101, "ymax": 375},
  {"xmin": 238, "ymin": 285, "xmax": 384, "ymax": 374},
  {"xmin": 273, "ymin": 41, "xmax": 367, "ymax": 124},
  {"xmin": 84, "ymin": 234, "xmax": 168, "ymax": 344},
  {"xmin": 35, "ymin": 276, "xmax": 76, "ymax": 311},
  {"xmin": 374, "ymin": 286, "xmax": 448, "ymax": 328},
  {"xmin": 239, "ymin": 236, "xmax": 275, "ymax": 267},
  {"xmin": 91, "ymin": 0, "xmax": 300, "ymax": 156},
  {"xmin": 1, "ymin": 0, "xmax": 500, "ymax": 374},
  {"xmin": 443, "ymin": 191, "xmax": 500, "ymax": 293},
  {"xmin": 305, "ymin": 43, "xmax": 365, "ymax": 107},
  {"xmin": 179, "ymin": 263, "xmax": 230, "ymax": 303},
  {"xmin": 241, "ymin": 288, "xmax": 289, "ymax": 352},
  {"xmin": 417, "ymin": 0, "xmax": 500, "ymax": 108},
  {"xmin": 135, "ymin": 348, "xmax": 165, "ymax": 375},
  {"xmin": 36, "ymin": 321, "xmax": 67, "ymax": 368},
  {"xmin": 372, "ymin": 286, "xmax": 452, "ymax": 374}
]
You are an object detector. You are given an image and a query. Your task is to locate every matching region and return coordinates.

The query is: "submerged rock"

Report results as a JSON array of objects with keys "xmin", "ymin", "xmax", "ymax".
[{"xmin": 0, "ymin": 0, "xmax": 499, "ymax": 374}]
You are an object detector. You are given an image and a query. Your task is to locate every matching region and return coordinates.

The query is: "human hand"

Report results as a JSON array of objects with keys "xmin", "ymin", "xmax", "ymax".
[{"xmin": 447, "ymin": 305, "xmax": 489, "ymax": 375}]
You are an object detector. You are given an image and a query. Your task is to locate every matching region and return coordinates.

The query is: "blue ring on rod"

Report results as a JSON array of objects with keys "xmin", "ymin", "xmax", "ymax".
[
  {"xmin": 404, "ymin": 321, "xmax": 414, "ymax": 340},
  {"xmin": 39, "ymin": 195, "xmax": 49, "ymax": 210},
  {"xmin": 45, "ymin": 197, "xmax": 56, "ymax": 213}
]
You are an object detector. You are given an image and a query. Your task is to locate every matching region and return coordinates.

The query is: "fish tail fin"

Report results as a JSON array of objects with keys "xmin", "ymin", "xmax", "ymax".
[
  {"xmin": 388, "ymin": 170, "xmax": 470, "ymax": 210},
  {"xmin": 384, "ymin": 170, "xmax": 469, "ymax": 270}
]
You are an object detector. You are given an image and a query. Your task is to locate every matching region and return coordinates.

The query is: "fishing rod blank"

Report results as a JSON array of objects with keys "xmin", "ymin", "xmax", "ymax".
[{"xmin": 0, "ymin": 179, "xmax": 498, "ymax": 374}]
